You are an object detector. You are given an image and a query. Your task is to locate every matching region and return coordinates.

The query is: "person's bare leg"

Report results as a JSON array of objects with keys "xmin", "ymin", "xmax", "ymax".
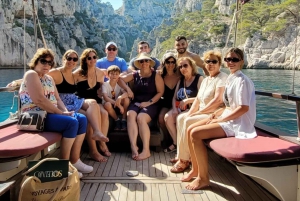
[
  {"xmin": 60, "ymin": 137, "xmax": 75, "ymax": 160},
  {"xmin": 164, "ymin": 110, "xmax": 177, "ymax": 150},
  {"xmin": 186, "ymin": 123, "xmax": 226, "ymax": 190},
  {"xmin": 86, "ymin": 124, "xmax": 107, "ymax": 162},
  {"xmin": 136, "ymin": 113, "xmax": 151, "ymax": 160},
  {"xmin": 98, "ymin": 105, "xmax": 111, "ymax": 157},
  {"xmin": 121, "ymin": 97, "xmax": 130, "ymax": 120},
  {"xmin": 81, "ymin": 100, "xmax": 108, "ymax": 142},
  {"xmin": 104, "ymin": 102, "xmax": 118, "ymax": 120},
  {"xmin": 69, "ymin": 133, "xmax": 85, "ymax": 163},
  {"xmin": 127, "ymin": 110, "xmax": 139, "ymax": 159},
  {"xmin": 181, "ymin": 118, "xmax": 209, "ymax": 181}
]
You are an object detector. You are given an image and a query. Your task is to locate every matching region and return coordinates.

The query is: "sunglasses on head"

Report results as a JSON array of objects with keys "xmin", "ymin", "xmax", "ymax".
[
  {"xmin": 139, "ymin": 59, "xmax": 149, "ymax": 64},
  {"xmin": 107, "ymin": 47, "xmax": 117, "ymax": 51},
  {"xmin": 66, "ymin": 57, "xmax": 78, "ymax": 62},
  {"xmin": 87, "ymin": 56, "xmax": 97, "ymax": 60},
  {"xmin": 205, "ymin": 60, "xmax": 218, "ymax": 64},
  {"xmin": 39, "ymin": 58, "xmax": 54, "ymax": 66},
  {"xmin": 224, "ymin": 57, "xmax": 241, "ymax": 63},
  {"xmin": 165, "ymin": 60, "xmax": 176, "ymax": 64},
  {"xmin": 178, "ymin": 64, "xmax": 189, "ymax": 69}
]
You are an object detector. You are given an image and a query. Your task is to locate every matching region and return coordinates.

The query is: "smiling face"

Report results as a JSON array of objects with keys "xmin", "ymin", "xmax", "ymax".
[
  {"xmin": 86, "ymin": 51, "xmax": 97, "ymax": 67},
  {"xmin": 178, "ymin": 59, "xmax": 192, "ymax": 77},
  {"xmin": 138, "ymin": 43, "xmax": 150, "ymax": 54},
  {"xmin": 204, "ymin": 55, "xmax": 221, "ymax": 76},
  {"xmin": 224, "ymin": 52, "xmax": 244, "ymax": 74},
  {"xmin": 64, "ymin": 52, "xmax": 78, "ymax": 70},
  {"xmin": 164, "ymin": 57, "xmax": 176, "ymax": 72},
  {"xmin": 175, "ymin": 39, "xmax": 188, "ymax": 54}
]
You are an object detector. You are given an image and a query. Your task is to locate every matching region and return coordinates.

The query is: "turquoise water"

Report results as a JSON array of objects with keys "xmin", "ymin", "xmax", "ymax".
[{"xmin": 0, "ymin": 68, "xmax": 300, "ymax": 136}]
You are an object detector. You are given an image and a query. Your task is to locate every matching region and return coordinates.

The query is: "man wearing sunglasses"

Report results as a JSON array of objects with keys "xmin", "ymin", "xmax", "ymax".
[
  {"xmin": 96, "ymin": 42, "xmax": 128, "ymax": 81},
  {"xmin": 174, "ymin": 36, "xmax": 209, "ymax": 76},
  {"xmin": 128, "ymin": 41, "xmax": 160, "ymax": 72}
]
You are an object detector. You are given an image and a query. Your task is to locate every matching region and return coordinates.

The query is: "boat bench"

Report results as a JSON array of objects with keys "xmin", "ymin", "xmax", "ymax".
[
  {"xmin": 205, "ymin": 123, "xmax": 300, "ymax": 201},
  {"xmin": 0, "ymin": 123, "xmax": 61, "ymax": 199}
]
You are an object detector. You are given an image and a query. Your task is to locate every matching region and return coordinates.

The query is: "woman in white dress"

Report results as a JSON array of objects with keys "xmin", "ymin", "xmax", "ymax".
[
  {"xmin": 170, "ymin": 50, "xmax": 228, "ymax": 173},
  {"xmin": 184, "ymin": 47, "xmax": 257, "ymax": 190}
]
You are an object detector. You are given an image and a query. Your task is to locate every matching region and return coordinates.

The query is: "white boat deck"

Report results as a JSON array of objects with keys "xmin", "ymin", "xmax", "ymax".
[{"xmin": 48, "ymin": 148, "xmax": 279, "ymax": 201}]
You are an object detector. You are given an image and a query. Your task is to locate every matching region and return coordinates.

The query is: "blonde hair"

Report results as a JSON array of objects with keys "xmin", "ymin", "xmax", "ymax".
[
  {"xmin": 177, "ymin": 57, "xmax": 198, "ymax": 76},
  {"xmin": 203, "ymin": 50, "xmax": 222, "ymax": 65}
]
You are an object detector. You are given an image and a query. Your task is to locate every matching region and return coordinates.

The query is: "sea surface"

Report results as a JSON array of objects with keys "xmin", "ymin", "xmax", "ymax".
[{"xmin": 0, "ymin": 68, "xmax": 299, "ymax": 136}]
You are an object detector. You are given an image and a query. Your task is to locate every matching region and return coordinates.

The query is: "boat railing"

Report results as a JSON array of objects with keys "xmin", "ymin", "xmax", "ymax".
[{"xmin": 0, "ymin": 87, "xmax": 300, "ymax": 139}]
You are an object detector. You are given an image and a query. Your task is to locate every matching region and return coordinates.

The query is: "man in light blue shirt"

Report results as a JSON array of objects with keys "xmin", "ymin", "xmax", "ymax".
[
  {"xmin": 96, "ymin": 42, "xmax": 127, "ymax": 81},
  {"xmin": 128, "ymin": 41, "xmax": 160, "ymax": 72}
]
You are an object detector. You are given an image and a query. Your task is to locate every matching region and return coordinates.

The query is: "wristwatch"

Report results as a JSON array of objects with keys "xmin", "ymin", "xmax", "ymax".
[{"xmin": 149, "ymin": 99, "xmax": 153, "ymax": 103}]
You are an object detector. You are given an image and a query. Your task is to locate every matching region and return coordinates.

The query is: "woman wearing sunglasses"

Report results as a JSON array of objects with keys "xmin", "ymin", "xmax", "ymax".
[
  {"xmin": 157, "ymin": 52, "xmax": 181, "ymax": 145},
  {"xmin": 74, "ymin": 48, "xmax": 111, "ymax": 162},
  {"xmin": 121, "ymin": 53, "xmax": 164, "ymax": 160},
  {"xmin": 170, "ymin": 50, "xmax": 228, "ymax": 173},
  {"xmin": 19, "ymin": 48, "xmax": 92, "ymax": 177},
  {"xmin": 164, "ymin": 57, "xmax": 203, "ymax": 153},
  {"xmin": 184, "ymin": 48, "xmax": 257, "ymax": 190},
  {"xmin": 48, "ymin": 49, "xmax": 109, "ymax": 163}
]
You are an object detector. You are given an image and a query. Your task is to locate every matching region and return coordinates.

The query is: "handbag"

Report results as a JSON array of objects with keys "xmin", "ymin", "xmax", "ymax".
[
  {"xmin": 18, "ymin": 158, "xmax": 80, "ymax": 201},
  {"xmin": 17, "ymin": 111, "xmax": 47, "ymax": 131}
]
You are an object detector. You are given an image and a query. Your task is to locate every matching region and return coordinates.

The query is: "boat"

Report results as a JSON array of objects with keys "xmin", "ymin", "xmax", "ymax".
[{"xmin": 1, "ymin": 1, "xmax": 300, "ymax": 201}]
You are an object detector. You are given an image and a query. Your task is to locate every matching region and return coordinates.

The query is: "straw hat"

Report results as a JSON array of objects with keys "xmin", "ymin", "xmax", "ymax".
[{"xmin": 134, "ymin": 53, "xmax": 155, "ymax": 69}]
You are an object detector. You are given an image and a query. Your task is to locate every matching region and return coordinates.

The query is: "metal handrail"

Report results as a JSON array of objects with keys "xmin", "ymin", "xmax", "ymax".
[{"xmin": 0, "ymin": 87, "xmax": 299, "ymax": 138}]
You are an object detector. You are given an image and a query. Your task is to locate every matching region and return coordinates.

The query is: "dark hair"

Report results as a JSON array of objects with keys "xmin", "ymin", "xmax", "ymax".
[
  {"xmin": 137, "ymin": 41, "xmax": 150, "ymax": 48},
  {"xmin": 161, "ymin": 55, "xmax": 177, "ymax": 78},
  {"xmin": 175, "ymin": 35, "xmax": 187, "ymax": 42},
  {"xmin": 28, "ymin": 48, "xmax": 55, "ymax": 70},
  {"xmin": 79, "ymin": 48, "xmax": 97, "ymax": 77}
]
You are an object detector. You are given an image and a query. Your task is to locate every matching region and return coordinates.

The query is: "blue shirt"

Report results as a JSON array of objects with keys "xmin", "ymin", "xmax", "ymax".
[
  {"xmin": 129, "ymin": 56, "xmax": 160, "ymax": 70},
  {"xmin": 96, "ymin": 57, "xmax": 128, "ymax": 81}
]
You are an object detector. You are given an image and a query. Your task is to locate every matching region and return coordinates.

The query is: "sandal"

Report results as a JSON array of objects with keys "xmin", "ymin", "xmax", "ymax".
[
  {"xmin": 164, "ymin": 144, "xmax": 177, "ymax": 153},
  {"xmin": 170, "ymin": 160, "xmax": 190, "ymax": 173}
]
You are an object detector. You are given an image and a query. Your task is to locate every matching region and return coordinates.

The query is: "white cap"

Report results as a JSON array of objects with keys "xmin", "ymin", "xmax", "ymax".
[{"xmin": 105, "ymin": 42, "xmax": 118, "ymax": 49}]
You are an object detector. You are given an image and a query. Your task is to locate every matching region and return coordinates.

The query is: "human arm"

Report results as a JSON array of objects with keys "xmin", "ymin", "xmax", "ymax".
[
  {"xmin": 192, "ymin": 54, "xmax": 209, "ymax": 76},
  {"xmin": 115, "ymin": 92, "xmax": 128, "ymax": 107},
  {"xmin": 199, "ymin": 86, "xmax": 225, "ymax": 114},
  {"xmin": 117, "ymin": 76, "xmax": 134, "ymax": 99},
  {"xmin": 102, "ymin": 83, "xmax": 116, "ymax": 105},
  {"xmin": 139, "ymin": 73, "xmax": 164, "ymax": 108},
  {"xmin": 6, "ymin": 79, "xmax": 23, "ymax": 87},
  {"xmin": 119, "ymin": 59, "xmax": 128, "ymax": 76}
]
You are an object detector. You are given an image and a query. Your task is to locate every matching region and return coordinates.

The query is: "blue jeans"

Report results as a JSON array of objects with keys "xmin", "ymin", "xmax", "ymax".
[{"xmin": 44, "ymin": 113, "xmax": 87, "ymax": 138}]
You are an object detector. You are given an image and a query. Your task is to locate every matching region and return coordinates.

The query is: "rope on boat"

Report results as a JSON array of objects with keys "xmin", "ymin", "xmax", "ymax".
[{"xmin": 23, "ymin": 1, "xmax": 27, "ymax": 75}]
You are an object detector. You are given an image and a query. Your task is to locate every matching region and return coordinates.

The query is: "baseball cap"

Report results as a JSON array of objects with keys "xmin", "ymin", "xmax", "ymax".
[{"xmin": 105, "ymin": 42, "xmax": 118, "ymax": 49}]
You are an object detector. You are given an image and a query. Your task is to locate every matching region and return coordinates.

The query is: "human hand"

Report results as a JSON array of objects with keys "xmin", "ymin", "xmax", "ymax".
[
  {"xmin": 127, "ymin": 88, "xmax": 134, "ymax": 99},
  {"xmin": 115, "ymin": 97, "xmax": 122, "ymax": 108},
  {"xmin": 140, "ymin": 101, "xmax": 151, "ymax": 108},
  {"xmin": 62, "ymin": 111, "xmax": 74, "ymax": 117},
  {"xmin": 179, "ymin": 100, "xmax": 187, "ymax": 111}
]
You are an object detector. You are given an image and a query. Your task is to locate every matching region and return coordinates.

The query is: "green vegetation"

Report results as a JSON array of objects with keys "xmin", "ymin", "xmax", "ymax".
[{"xmin": 157, "ymin": 0, "xmax": 299, "ymax": 53}]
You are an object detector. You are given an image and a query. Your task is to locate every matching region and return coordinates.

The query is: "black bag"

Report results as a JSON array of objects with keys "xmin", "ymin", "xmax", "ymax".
[{"xmin": 17, "ymin": 111, "xmax": 47, "ymax": 131}]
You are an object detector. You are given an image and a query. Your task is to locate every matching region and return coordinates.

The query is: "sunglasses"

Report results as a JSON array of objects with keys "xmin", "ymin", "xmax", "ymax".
[
  {"xmin": 39, "ymin": 58, "xmax": 54, "ymax": 66},
  {"xmin": 139, "ymin": 59, "xmax": 149, "ymax": 64},
  {"xmin": 66, "ymin": 57, "xmax": 78, "ymax": 62},
  {"xmin": 107, "ymin": 48, "xmax": 117, "ymax": 51},
  {"xmin": 165, "ymin": 60, "xmax": 176, "ymax": 64},
  {"xmin": 178, "ymin": 64, "xmax": 189, "ymax": 69},
  {"xmin": 205, "ymin": 60, "xmax": 218, "ymax": 64},
  {"xmin": 87, "ymin": 56, "xmax": 97, "ymax": 60},
  {"xmin": 224, "ymin": 57, "xmax": 241, "ymax": 63}
]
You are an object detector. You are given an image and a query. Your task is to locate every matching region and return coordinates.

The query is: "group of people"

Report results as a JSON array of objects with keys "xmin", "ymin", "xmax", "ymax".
[{"xmin": 10, "ymin": 35, "xmax": 257, "ymax": 190}]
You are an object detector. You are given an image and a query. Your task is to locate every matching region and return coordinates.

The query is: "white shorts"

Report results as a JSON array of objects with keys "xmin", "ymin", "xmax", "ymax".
[{"xmin": 218, "ymin": 109, "xmax": 235, "ymax": 137}]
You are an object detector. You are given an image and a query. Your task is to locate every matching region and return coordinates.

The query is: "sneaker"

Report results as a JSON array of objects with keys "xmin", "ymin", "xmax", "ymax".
[
  {"xmin": 121, "ymin": 120, "xmax": 127, "ymax": 130},
  {"xmin": 114, "ymin": 119, "xmax": 122, "ymax": 130},
  {"xmin": 72, "ymin": 159, "xmax": 93, "ymax": 173}
]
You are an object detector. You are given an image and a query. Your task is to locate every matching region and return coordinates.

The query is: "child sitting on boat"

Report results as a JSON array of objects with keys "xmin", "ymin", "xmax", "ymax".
[{"xmin": 102, "ymin": 65, "xmax": 130, "ymax": 131}]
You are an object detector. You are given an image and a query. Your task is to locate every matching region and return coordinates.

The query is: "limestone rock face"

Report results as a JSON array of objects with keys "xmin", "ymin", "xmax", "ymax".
[{"xmin": 173, "ymin": 0, "xmax": 203, "ymax": 15}]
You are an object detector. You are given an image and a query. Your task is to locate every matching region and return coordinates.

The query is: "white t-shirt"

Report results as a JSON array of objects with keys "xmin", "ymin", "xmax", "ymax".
[
  {"xmin": 102, "ymin": 82, "xmax": 123, "ymax": 104},
  {"xmin": 222, "ymin": 70, "xmax": 257, "ymax": 139},
  {"xmin": 197, "ymin": 71, "xmax": 228, "ymax": 110}
]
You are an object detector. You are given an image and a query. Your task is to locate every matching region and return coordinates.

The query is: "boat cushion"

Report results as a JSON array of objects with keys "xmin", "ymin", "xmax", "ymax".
[
  {"xmin": 208, "ymin": 129, "xmax": 300, "ymax": 163},
  {"xmin": 0, "ymin": 125, "xmax": 61, "ymax": 157}
]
